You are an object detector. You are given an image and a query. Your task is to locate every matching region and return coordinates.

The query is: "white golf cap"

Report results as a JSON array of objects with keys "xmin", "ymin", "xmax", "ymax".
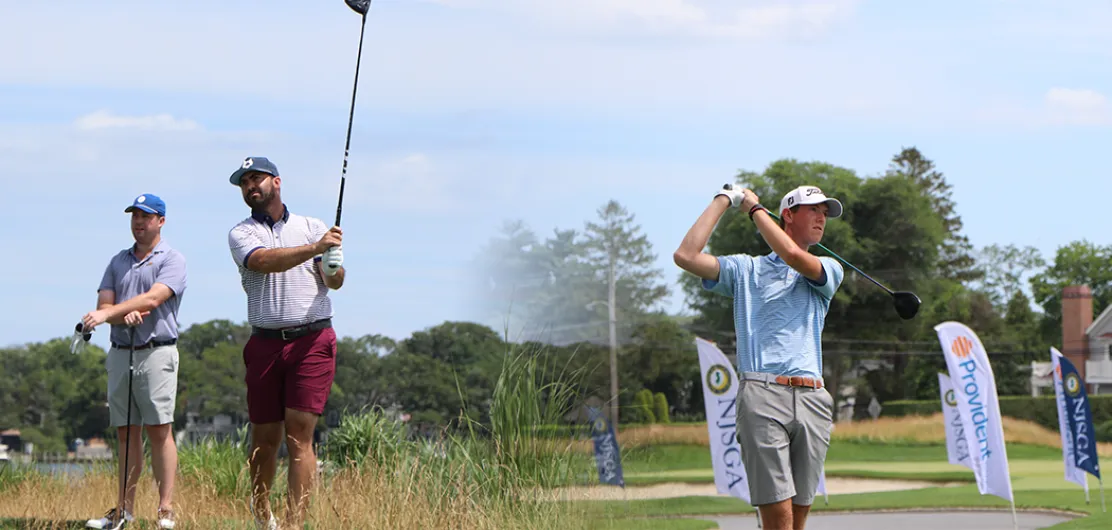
[{"xmin": 778, "ymin": 185, "xmax": 843, "ymax": 218}]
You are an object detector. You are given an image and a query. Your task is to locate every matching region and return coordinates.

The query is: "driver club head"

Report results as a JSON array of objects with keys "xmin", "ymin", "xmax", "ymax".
[
  {"xmin": 892, "ymin": 291, "xmax": 922, "ymax": 320},
  {"xmin": 345, "ymin": 0, "xmax": 371, "ymax": 15}
]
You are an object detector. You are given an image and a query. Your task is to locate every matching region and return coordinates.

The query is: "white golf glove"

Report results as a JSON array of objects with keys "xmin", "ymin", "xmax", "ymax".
[
  {"xmin": 70, "ymin": 323, "xmax": 92, "ymax": 355},
  {"xmin": 322, "ymin": 246, "xmax": 343, "ymax": 276},
  {"xmin": 715, "ymin": 184, "xmax": 747, "ymax": 208}
]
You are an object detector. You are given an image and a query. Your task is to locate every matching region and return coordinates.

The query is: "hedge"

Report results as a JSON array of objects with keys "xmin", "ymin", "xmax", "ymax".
[{"xmin": 880, "ymin": 394, "xmax": 1112, "ymax": 434}]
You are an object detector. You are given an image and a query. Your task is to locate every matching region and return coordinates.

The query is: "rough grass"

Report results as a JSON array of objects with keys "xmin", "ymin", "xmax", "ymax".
[{"xmin": 0, "ymin": 340, "xmax": 594, "ymax": 529}]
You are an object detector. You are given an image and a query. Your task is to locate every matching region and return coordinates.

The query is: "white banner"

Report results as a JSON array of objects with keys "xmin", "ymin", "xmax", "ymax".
[
  {"xmin": 817, "ymin": 466, "xmax": 829, "ymax": 504},
  {"xmin": 938, "ymin": 372, "xmax": 973, "ymax": 470},
  {"xmin": 934, "ymin": 321, "xmax": 1015, "ymax": 502},
  {"xmin": 695, "ymin": 337, "xmax": 751, "ymax": 504},
  {"xmin": 1051, "ymin": 347, "xmax": 1091, "ymax": 492}
]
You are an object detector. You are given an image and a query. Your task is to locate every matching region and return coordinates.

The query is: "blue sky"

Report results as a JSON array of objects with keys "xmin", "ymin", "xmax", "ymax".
[{"xmin": 1, "ymin": 0, "xmax": 1110, "ymax": 349}]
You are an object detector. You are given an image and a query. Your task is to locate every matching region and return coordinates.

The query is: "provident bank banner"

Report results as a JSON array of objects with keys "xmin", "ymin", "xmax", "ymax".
[
  {"xmin": 934, "ymin": 321, "xmax": 1015, "ymax": 502},
  {"xmin": 694, "ymin": 337, "xmax": 752, "ymax": 504}
]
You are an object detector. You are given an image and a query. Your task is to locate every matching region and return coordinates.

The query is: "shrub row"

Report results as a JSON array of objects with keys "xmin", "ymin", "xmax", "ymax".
[{"xmin": 881, "ymin": 394, "xmax": 1112, "ymax": 442}]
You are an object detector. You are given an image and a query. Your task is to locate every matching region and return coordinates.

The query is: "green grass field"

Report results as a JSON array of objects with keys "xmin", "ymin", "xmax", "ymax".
[{"xmin": 585, "ymin": 438, "xmax": 1110, "ymax": 529}]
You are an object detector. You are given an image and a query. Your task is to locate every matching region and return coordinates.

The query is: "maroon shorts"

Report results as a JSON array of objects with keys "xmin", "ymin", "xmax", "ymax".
[{"xmin": 243, "ymin": 326, "xmax": 337, "ymax": 424}]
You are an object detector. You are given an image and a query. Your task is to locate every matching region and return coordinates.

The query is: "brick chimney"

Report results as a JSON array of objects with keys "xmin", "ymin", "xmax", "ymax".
[{"xmin": 1062, "ymin": 285, "xmax": 1093, "ymax": 380}]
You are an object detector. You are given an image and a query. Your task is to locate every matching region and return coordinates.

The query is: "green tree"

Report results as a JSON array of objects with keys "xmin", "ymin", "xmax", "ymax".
[
  {"xmin": 581, "ymin": 199, "xmax": 670, "ymax": 424},
  {"xmin": 177, "ymin": 342, "xmax": 249, "ymax": 425},
  {"xmin": 619, "ymin": 314, "xmax": 700, "ymax": 419},
  {"xmin": 1029, "ymin": 241, "xmax": 1112, "ymax": 345},
  {"xmin": 385, "ymin": 322, "xmax": 507, "ymax": 428},
  {"xmin": 885, "ymin": 147, "xmax": 981, "ymax": 283},
  {"xmin": 972, "ymin": 244, "xmax": 1046, "ymax": 310},
  {"xmin": 326, "ymin": 334, "xmax": 396, "ymax": 424}
]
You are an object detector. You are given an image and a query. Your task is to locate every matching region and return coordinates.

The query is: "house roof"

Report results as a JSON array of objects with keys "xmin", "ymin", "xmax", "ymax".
[
  {"xmin": 1088, "ymin": 303, "xmax": 1112, "ymax": 337},
  {"xmin": 0, "ymin": 429, "xmax": 20, "ymax": 436}
]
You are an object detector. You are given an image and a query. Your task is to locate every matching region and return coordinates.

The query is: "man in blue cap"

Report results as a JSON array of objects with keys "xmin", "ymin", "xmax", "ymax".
[
  {"xmin": 80, "ymin": 193, "xmax": 188, "ymax": 530},
  {"xmin": 226, "ymin": 157, "xmax": 344, "ymax": 530}
]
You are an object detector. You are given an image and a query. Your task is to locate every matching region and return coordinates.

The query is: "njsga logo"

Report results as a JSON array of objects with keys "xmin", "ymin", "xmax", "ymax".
[
  {"xmin": 944, "ymin": 389, "xmax": 957, "ymax": 407},
  {"xmin": 592, "ymin": 417, "xmax": 608, "ymax": 434},
  {"xmin": 1065, "ymin": 372, "xmax": 1082, "ymax": 397},
  {"xmin": 706, "ymin": 364, "xmax": 732, "ymax": 396}
]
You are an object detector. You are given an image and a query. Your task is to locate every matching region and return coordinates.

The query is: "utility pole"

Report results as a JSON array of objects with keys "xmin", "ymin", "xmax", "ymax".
[
  {"xmin": 587, "ymin": 255, "xmax": 620, "ymax": 427},
  {"xmin": 607, "ymin": 253, "xmax": 618, "ymax": 427}
]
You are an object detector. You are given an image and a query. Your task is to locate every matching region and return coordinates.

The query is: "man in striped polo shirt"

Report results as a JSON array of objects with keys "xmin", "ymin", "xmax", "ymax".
[
  {"xmin": 674, "ymin": 184, "xmax": 844, "ymax": 530},
  {"xmin": 225, "ymin": 156, "xmax": 344, "ymax": 530}
]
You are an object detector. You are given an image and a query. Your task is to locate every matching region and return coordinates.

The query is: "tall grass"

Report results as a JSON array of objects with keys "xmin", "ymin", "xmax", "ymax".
[{"xmin": 0, "ymin": 340, "xmax": 597, "ymax": 529}]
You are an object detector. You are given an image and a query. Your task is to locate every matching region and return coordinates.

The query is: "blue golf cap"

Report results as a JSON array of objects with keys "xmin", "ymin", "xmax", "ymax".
[
  {"xmin": 229, "ymin": 156, "xmax": 280, "ymax": 186},
  {"xmin": 124, "ymin": 193, "xmax": 166, "ymax": 216}
]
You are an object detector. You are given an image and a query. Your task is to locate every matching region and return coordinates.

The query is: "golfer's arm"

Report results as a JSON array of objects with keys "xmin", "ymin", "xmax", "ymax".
[
  {"xmin": 101, "ymin": 284, "xmax": 174, "ymax": 322},
  {"xmin": 96, "ymin": 290, "xmax": 127, "ymax": 325},
  {"xmin": 673, "ymin": 196, "xmax": 731, "ymax": 280},
  {"xmin": 247, "ymin": 244, "xmax": 321, "ymax": 273},
  {"xmin": 751, "ymin": 210, "xmax": 824, "ymax": 281}
]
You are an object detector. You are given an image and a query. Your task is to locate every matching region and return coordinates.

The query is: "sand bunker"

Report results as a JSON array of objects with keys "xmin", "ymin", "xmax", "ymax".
[{"xmin": 544, "ymin": 477, "xmax": 963, "ymax": 502}]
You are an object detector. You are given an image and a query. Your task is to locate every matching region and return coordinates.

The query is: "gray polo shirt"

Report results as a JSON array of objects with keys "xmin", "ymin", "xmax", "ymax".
[{"xmin": 98, "ymin": 239, "xmax": 188, "ymax": 346}]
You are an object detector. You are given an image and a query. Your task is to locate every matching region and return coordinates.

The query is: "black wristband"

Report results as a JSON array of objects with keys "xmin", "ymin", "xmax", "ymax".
[{"xmin": 748, "ymin": 204, "xmax": 766, "ymax": 220}]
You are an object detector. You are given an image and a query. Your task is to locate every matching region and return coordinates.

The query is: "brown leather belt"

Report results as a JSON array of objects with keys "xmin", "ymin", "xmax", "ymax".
[
  {"xmin": 743, "ymin": 371, "xmax": 824, "ymax": 389},
  {"xmin": 774, "ymin": 375, "xmax": 823, "ymax": 389}
]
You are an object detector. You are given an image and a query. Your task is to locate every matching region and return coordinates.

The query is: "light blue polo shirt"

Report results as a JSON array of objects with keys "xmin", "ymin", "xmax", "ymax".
[
  {"xmin": 702, "ymin": 252, "xmax": 843, "ymax": 379},
  {"xmin": 98, "ymin": 240, "xmax": 187, "ymax": 346}
]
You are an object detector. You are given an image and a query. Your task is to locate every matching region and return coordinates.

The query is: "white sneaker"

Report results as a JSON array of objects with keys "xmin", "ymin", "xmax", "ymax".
[
  {"xmin": 86, "ymin": 507, "xmax": 133, "ymax": 529},
  {"xmin": 157, "ymin": 508, "xmax": 176, "ymax": 529},
  {"xmin": 251, "ymin": 505, "xmax": 278, "ymax": 530}
]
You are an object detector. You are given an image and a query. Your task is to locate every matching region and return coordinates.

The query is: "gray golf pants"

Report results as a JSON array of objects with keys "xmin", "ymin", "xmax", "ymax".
[
  {"xmin": 735, "ymin": 372, "xmax": 834, "ymax": 506},
  {"xmin": 106, "ymin": 344, "xmax": 179, "ymax": 427}
]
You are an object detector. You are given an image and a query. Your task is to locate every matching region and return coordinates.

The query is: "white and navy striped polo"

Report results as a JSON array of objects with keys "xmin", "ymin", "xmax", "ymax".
[{"xmin": 227, "ymin": 206, "xmax": 333, "ymax": 329}]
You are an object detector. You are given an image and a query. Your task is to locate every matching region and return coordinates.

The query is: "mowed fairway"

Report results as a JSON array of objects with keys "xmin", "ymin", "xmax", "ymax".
[{"xmin": 573, "ymin": 416, "xmax": 1110, "ymax": 529}]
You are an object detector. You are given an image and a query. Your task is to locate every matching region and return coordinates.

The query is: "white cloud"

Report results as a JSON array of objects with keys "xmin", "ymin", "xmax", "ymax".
[
  {"xmin": 74, "ymin": 110, "xmax": 202, "ymax": 132},
  {"xmin": 423, "ymin": 0, "xmax": 860, "ymax": 39},
  {"xmin": 975, "ymin": 87, "xmax": 1112, "ymax": 128},
  {"xmin": 1044, "ymin": 88, "xmax": 1111, "ymax": 125}
]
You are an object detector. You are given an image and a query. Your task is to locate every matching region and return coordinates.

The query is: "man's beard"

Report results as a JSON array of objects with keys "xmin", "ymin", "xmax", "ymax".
[{"xmin": 244, "ymin": 188, "xmax": 272, "ymax": 209}]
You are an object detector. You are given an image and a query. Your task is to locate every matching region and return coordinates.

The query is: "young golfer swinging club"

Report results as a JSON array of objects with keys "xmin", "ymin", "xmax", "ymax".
[{"xmin": 674, "ymin": 184, "xmax": 844, "ymax": 530}]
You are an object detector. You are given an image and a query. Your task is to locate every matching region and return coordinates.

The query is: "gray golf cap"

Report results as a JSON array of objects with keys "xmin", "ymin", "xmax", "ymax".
[{"xmin": 229, "ymin": 156, "xmax": 280, "ymax": 186}]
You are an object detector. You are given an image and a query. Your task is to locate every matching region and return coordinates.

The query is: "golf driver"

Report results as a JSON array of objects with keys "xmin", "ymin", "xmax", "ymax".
[
  {"xmin": 118, "ymin": 326, "xmax": 137, "ymax": 528},
  {"xmin": 722, "ymin": 184, "xmax": 922, "ymax": 320},
  {"xmin": 324, "ymin": 0, "xmax": 372, "ymax": 275}
]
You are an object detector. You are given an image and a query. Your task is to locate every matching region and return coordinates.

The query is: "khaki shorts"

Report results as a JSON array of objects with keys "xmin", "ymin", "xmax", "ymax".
[
  {"xmin": 106, "ymin": 344, "xmax": 179, "ymax": 427},
  {"xmin": 735, "ymin": 373, "xmax": 834, "ymax": 506}
]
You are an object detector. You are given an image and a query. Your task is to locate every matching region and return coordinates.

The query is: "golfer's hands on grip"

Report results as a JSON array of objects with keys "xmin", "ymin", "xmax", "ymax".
[
  {"xmin": 80, "ymin": 309, "xmax": 148, "ymax": 330},
  {"xmin": 316, "ymin": 226, "xmax": 344, "ymax": 276},
  {"xmin": 123, "ymin": 311, "xmax": 146, "ymax": 327},
  {"xmin": 716, "ymin": 184, "xmax": 759, "ymax": 211}
]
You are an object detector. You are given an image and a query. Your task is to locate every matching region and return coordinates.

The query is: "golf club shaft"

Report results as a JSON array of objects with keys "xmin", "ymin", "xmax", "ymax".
[
  {"xmin": 760, "ymin": 209, "xmax": 896, "ymax": 295},
  {"xmin": 335, "ymin": 8, "xmax": 369, "ymax": 227},
  {"xmin": 121, "ymin": 326, "xmax": 135, "ymax": 517}
]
